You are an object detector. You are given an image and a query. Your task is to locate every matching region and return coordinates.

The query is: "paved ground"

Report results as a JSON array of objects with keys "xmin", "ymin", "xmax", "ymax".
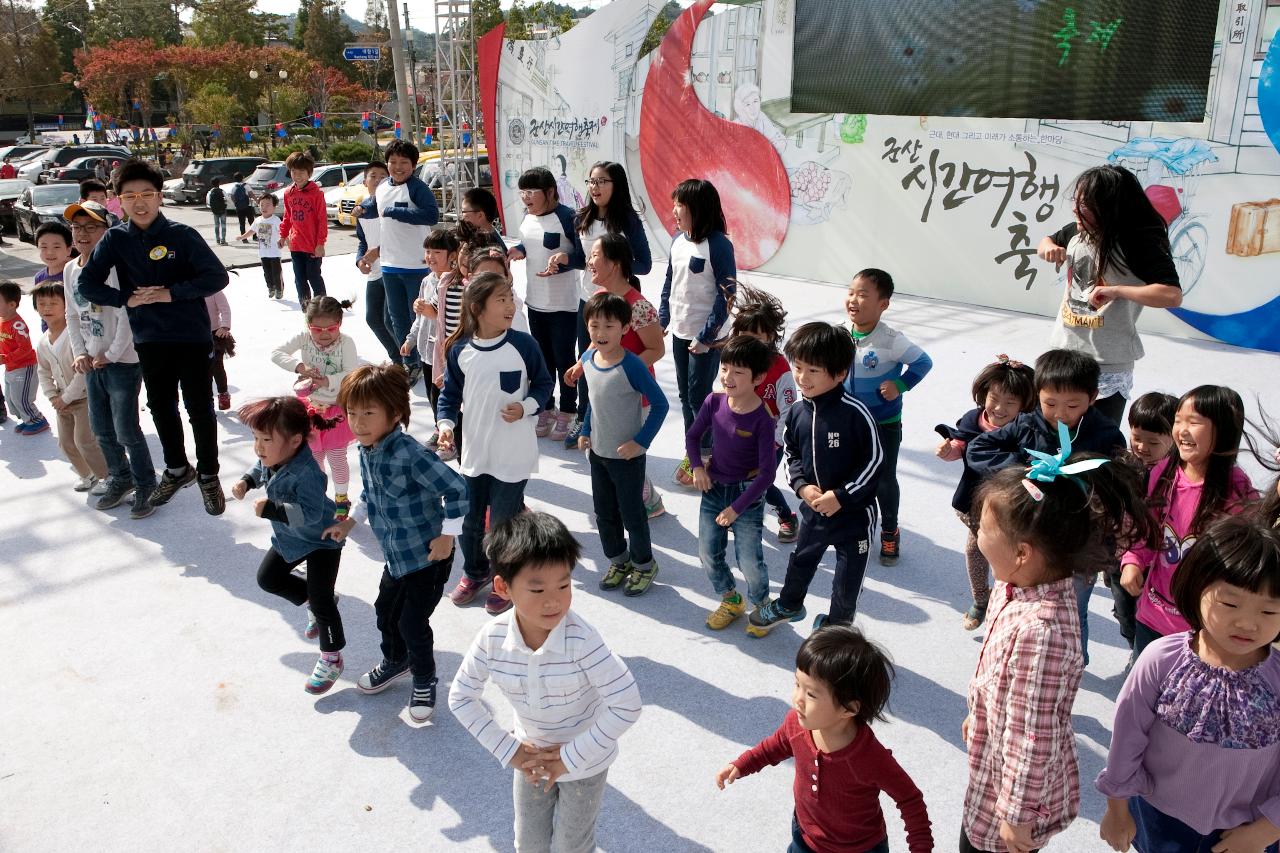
[{"xmin": 2, "ymin": 254, "xmax": 1278, "ymax": 852}]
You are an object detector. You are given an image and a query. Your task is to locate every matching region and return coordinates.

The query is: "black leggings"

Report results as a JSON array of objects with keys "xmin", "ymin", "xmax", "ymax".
[{"xmin": 256, "ymin": 547, "xmax": 345, "ymax": 652}]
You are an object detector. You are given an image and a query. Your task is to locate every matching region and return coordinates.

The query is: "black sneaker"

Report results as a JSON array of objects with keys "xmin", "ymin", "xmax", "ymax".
[
  {"xmin": 879, "ymin": 528, "xmax": 900, "ymax": 566},
  {"xmin": 129, "ymin": 486, "xmax": 157, "ymax": 519},
  {"xmin": 408, "ymin": 676, "xmax": 438, "ymax": 723},
  {"xmin": 357, "ymin": 658, "xmax": 410, "ymax": 694},
  {"xmin": 563, "ymin": 417, "xmax": 583, "ymax": 450},
  {"xmin": 149, "ymin": 467, "xmax": 197, "ymax": 507},
  {"xmin": 199, "ymin": 474, "xmax": 226, "ymax": 516},
  {"xmin": 95, "ymin": 477, "xmax": 136, "ymax": 510},
  {"xmin": 405, "ymin": 363, "xmax": 423, "ymax": 387}
]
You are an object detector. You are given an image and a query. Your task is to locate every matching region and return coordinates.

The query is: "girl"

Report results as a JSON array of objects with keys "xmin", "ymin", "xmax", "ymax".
[
  {"xmin": 1126, "ymin": 391, "xmax": 1178, "ymax": 470},
  {"xmin": 232, "ymin": 396, "xmax": 346, "ymax": 696},
  {"xmin": 568, "ymin": 161, "xmax": 653, "ymax": 448},
  {"xmin": 962, "ymin": 452, "xmax": 1155, "ymax": 853},
  {"xmin": 1121, "ymin": 385, "xmax": 1258, "ymax": 657},
  {"xmin": 732, "ymin": 285, "xmax": 799, "ymax": 543},
  {"xmin": 205, "ymin": 289, "xmax": 234, "ymax": 412},
  {"xmin": 465, "ymin": 236, "xmax": 531, "ymax": 335},
  {"xmin": 404, "ymin": 228, "xmax": 459, "ymax": 424},
  {"xmin": 658, "ymin": 178, "xmax": 736, "ymax": 483},
  {"xmin": 507, "ymin": 167, "xmax": 585, "ymax": 443},
  {"xmin": 436, "ymin": 272, "xmax": 553, "ymax": 616},
  {"xmin": 935, "ymin": 355, "xmax": 1036, "ymax": 630},
  {"xmin": 1037, "ymin": 164, "xmax": 1183, "ymax": 425},
  {"xmin": 1097, "ymin": 514, "xmax": 1280, "ymax": 853},
  {"xmin": 270, "ymin": 296, "xmax": 360, "ymax": 517}
]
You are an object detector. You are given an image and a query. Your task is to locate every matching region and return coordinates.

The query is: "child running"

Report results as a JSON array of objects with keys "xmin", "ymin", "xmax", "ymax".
[
  {"xmin": 717, "ymin": 625, "xmax": 933, "ymax": 853},
  {"xmin": 1098, "ymin": 514, "xmax": 1280, "ymax": 853},
  {"xmin": 238, "ymin": 193, "xmax": 284, "ymax": 299},
  {"xmin": 233, "ymin": 396, "xmax": 346, "ymax": 695},
  {"xmin": 278, "ymin": 151, "xmax": 328, "ymax": 303},
  {"xmin": 449, "ymin": 512, "xmax": 642, "ymax": 853},
  {"xmin": 438, "ymin": 272, "xmax": 554, "ymax": 615},
  {"xmin": 0, "ymin": 280, "xmax": 49, "ymax": 434},
  {"xmin": 205, "ymin": 288, "xmax": 233, "ymax": 411},
  {"xmin": 271, "ymin": 296, "xmax": 359, "ymax": 517},
  {"xmin": 324, "ymin": 364, "xmax": 469, "ymax": 723}
]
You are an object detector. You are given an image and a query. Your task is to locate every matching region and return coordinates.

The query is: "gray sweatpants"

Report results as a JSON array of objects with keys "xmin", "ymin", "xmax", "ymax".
[
  {"xmin": 512, "ymin": 768, "xmax": 608, "ymax": 853},
  {"xmin": 4, "ymin": 365, "xmax": 42, "ymax": 423}
]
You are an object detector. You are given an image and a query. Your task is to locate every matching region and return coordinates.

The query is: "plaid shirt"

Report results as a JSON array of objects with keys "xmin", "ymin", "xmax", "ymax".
[
  {"xmin": 356, "ymin": 427, "xmax": 468, "ymax": 578},
  {"xmin": 963, "ymin": 577, "xmax": 1083, "ymax": 851}
]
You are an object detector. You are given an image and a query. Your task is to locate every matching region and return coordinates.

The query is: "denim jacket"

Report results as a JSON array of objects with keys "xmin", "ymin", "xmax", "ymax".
[{"xmin": 241, "ymin": 449, "xmax": 342, "ymax": 563}]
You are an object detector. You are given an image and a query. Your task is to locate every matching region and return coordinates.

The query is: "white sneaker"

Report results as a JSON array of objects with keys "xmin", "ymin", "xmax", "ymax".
[
  {"xmin": 74, "ymin": 475, "xmax": 96, "ymax": 492},
  {"xmin": 90, "ymin": 477, "xmax": 110, "ymax": 496}
]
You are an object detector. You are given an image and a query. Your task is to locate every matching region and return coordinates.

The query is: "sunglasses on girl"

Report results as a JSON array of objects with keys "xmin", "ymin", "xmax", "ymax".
[{"xmin": 308, "ymin": 323, "xmax": 341, "ymax": 334}]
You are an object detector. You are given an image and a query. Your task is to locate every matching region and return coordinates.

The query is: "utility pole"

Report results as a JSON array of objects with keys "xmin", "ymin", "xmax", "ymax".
[
  {"xmin": 404, "ymin": 2, "xmax": 421, "ymax": 144},
  {"xmin": 385, "ymin": 0, "xmax": 414, "ymax": 142}
]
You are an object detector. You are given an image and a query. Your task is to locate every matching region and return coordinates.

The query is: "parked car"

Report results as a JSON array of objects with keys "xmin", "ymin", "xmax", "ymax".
[
  {"xmin": 162, "ymin": 176, "xmax": 185, "ymax": 204},
  {"xmin": 180, "ymin": 156, "xmax": 265, "ymax": 204},
  {"xmin": 419, "ymin": 151, "xmax": 492, "ymax": 220},
  {"xmin": 0, "ymin": 144, "xmax": 50, "ymax": 164},
  {"xmin": 13, "ymin": 182, "xmax": 82, "ymax": 242},
  {"xmin": 314, "ymin": 163, "xmax": 368, "ymax": 222},
  {"xmin": 0, "ymin": 178, "xmax": 34, "ymax": 233},
  {"xmin": 34, "ymin": 145, "xmax": 132, "ymax": 183},
  {"xmin": 244, "ymin": 162, "xmax": 291, "ymax": 200},
  {"xmin": 46, "ymin": 155, "xmax": 113, "ymax": 185},
  {"xmin": 335, "ymin": 153, "xmax": 445, "ymax": 226}
]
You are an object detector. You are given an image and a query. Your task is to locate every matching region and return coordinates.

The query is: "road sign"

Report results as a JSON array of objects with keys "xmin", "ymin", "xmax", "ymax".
[{"xmin": 344, "ymin": 45, "xmax": 382, "ymax": 62}]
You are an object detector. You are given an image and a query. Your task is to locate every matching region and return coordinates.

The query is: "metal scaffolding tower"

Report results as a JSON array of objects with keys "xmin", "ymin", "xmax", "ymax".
[{"xmin": 434, "ymin": 0, "xmax": 481, "ymax": 221}]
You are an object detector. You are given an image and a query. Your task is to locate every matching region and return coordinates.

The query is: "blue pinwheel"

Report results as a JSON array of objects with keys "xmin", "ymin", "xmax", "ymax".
[{"xmin": 1022, "ymin": 421, "xmax": 1109, "ymax": 499}]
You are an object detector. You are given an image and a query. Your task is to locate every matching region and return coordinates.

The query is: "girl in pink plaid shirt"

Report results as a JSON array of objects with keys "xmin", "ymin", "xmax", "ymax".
[{"xmin": 960, "ymin": 453, "xmax": 1156, "ymax": 853}]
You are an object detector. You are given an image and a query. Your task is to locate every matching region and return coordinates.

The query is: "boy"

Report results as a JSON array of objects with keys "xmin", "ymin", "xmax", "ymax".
[
  {"xmin": 368, "ymin": 140, "xmax": 438, "ymax": 385},
  {"xmin": 277, "ymin": 151, "xmax": 327, "ymax": 303},
  {"xmin": 448, "ymin": 512, "xmax": 641, "ymax": 853},
  {"xmin": 78, "ymin": 179, "xmax": 118, "ymax": 226},
  {"xmin": 324, "ymin": 363, "xmax": 468, "ymax": 723},
  {"xmin": 239, "ymin": 193, "xmax": 283, "ymax": 299},
  {"xmin": 35, "ymin": 221, "xmax": 74, "ymax": 294},
  {"xmin": 576, "ymin": 292, "xmax": 669, "ymax": 596},
  {"xmin": 353, "ymin": 162, "xmax": 402, "ymax": 364},
  {"xmin": 748, "ymin": 322, "xmax": 883, "ymax": 636},
  {"xmin": 206, "ymin": 181, "xmax": 228, "ymax": 245},
  {"xmin": 229, "ymin": 173, "xmax": 253, "ymax": 235},
  {"xmin": 62, "ymin": 199, "xmax": 156, "ymax": 518},
  {"xmin": 843, "ymin": 268, "xmax": 933, "ymax": 566},
  {"xmin": 0, "ymin": 280, "xmax": 49, "ymax": 434},
  {"xmin": 77, "ymin": 158, "xmax": 230, "ymax": 516},
  {"xmin": 33, "ymin": 282, "xmax": 109, "ymax": 491},
  {"xmin": 687, "ymin": 335, "xmax": 778, "ymax": 630}
]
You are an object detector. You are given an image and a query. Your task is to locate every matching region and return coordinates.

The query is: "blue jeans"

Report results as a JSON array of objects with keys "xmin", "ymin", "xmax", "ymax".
[
  {"xmin": 1074, "ymin": 571, "xmax": 1096, "ymax": 665},
  {"xmin": 381, "ymin": 272, "xmax": 421, "ymax": 364},
  {"xmin": 85, "ymin": 362, "xmax": 156, "ymax": 488},
  {"xmin": 1130, "ymin": 796, "xmax": 1279, "ymax": 853},
  {"xmin": 590, "ymin": 451, "xmax": 653, "ymax": 568},
  {"xmin": 672, "ymin": 335, "xmax": 720, "ymax": 449},
  {"xmin": 290, "ymin": 252, "xmax": 326, "ymax": 303},
  {"xmin": 790, "ymin": 815, "xmax": 887, "ymax": 853},
  {"xmin": 764, "ymin": 446, "xmax": 793, "ymax": 518},
  {"xmin": 698, "ymin": 481, "xmax": 768, "ymax": 605},
  {"xmin": 364, "ymin": 277, "xmax": 403, "ymax": 364},
  {"xmin": 212, "ymin": 212, "xmax": 226, "ymax": 242},
  {"xmin": 528, "ymin": 308, "xmax": 578, "ymax": 414},
  {"xmin": 460, "ymin": 474, "xmax": 527, "ymax": 582}
]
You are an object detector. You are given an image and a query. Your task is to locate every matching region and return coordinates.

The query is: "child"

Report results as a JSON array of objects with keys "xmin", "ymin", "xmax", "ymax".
[
  {"xmin": 732, "ymin": 285, "xmax": 799, "ymax": 543},
  {"xmin": 77, "ymin": 158, "xmax": 230, "ymax": 516},
  {"xmin": 0, "ymin": 280, "xmax": 48, "ymax": 434},
  {"xmin": 230, "ymin": 173, "xmax": 253, "ymax": 235},
  {"xmin": 1121, "ymin": 386, "xmax": 1257, "ymax": 657},
  {"xmin": 61, "ymin": 199, "xmax": 155, "ymax": 517},
  {"xmin": 353, "ymin": 162, "xmax": 400, "ymax": 364},
  {"xmin": 34, "ymin": 221, "xmax": 74, "ymax": 293},
  {"xmin": 843, "ymin": 268, "xmax": 933, "ymax": 565},
  {"xmin": 749, "ymin": 323, "xmax": 883, "ymax": 636},
  {"xmin": 1097, "ymin": 514, "xmax": 1280, "ymax": 853},
  {"xmin": 232, "ymin": 396, "xmax": 346, "ymax": 695},
  {"xmin": 239, "ymin": 193, "xmax": 283, "ymax": 299},
  {"xmin": 466, "ymin": 233, "xmax": 531, "ymax": 335},
  {"xmin": 577, "ymin": 292, "xmax": 669, "ymax": 596},
  {"xmin": 277, "ymin": 151, "xmax": 328, "ymax": 303},
  {"xmin": 935, "ymin": 355, "xmax": 1036, "ymax": 630},
  {"xmin": 271, "ymin": 296, "xmax": 359, "ymax": 518},
  {"xmin": 33, "ymin": 283, "xmax": 108, "ymax": 489},
  {"xmin": 960, "ymin": 454, "xmax": 1155, "ymax": 853},
  {"xmin": 508, "ymin": 167, "xmax": 586, "ymax": 442},
  {"xmin": 404, "ymin": 227, "xmax": 459, "ymax": 423},
  {"xmin": 716, "ymin": 625, "xmax": 933, "ymax": 853},
  {"xmin": 324, "ymin": 364, "xmax": 468, "ymax": 723},
  {"xmin": 1127, "ymin": 391, "xmax": 1178, "ymax": 469},
  {"xmin": 688, "ymin": 335, "xmax": 778, "ymax": 629},
  {"xmin": 658, "ymin": 179, "xmax": 736, "ymax": 482},
  {"xmin": 448, "ymin": 512, "xmax": 641, "ymax": 852},
  {"xmin": 206, "ymin": 182, "xmax": 228, "ymax": 245},
  {"xmin": 437, "ymin": 272, "xmax": 553, "ymax": 615},
  {"xmin": 205, "ymin": 289, "xmax": 233, "ymax": 411}
]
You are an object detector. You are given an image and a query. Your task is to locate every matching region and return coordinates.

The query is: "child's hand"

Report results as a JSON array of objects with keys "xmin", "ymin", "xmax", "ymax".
[
  {"xmin": 1037, "ymin": 236, "xmax": 1066, "ymax": 269},
  {"xmin": 691, "ymin": 467, "xmax": 711, "ymax": 491},
  {"xmin": 616, "ymin": 440, "xmax": 643, "ymax": 460},
  {"xmin": 356, "ymin": 258, "xmax": 372, "ymax": 274},
  {"xmin": 998, "ymin": 820, "xmax": 1036, "ymax": 853},
  {"xmin": 960, "ymin": 714, "xmax": 971, "ymax": 744},
  {"xmin": 689, "ymin": 339, "xmax": 709, "ymax": 355},
  {"xmin": 311, "ymin": 375, "xmax": 329, "ymax": 389},
  {"xmin": 798, "ymin": 484, "xmax": 823, "ymax": 505},
  {"xmin": 436, "ymin": 427, "xmax": 454, "ymax": 452},
  {"xmin": 1099, "ymin": 799, "xmax": 1137, "ymax": 852},
  {"xmin": 715, "ymin": 763, "xmax": 741, "ymax": 790},
  {"xmin": 500, "ymin": 402, "xmax": 524, "ymax": 423},
  {"xmin": 1120, "ymin": 563, "xmax": 1145, "ymax": 597},
  {"xmin": 716, "ymin": 506, "xmax": 739, "ymax": 527},
  {"xmin": 215, "ymin": 327, "xmax": 230, "ymax": 338},
  {"xmin": 507, "ymin": 247, "xmax": 526, "ymax": 262},
  {"xmin": 878, "ymin": 380, "xmax": 900, "ymax": 401},
  {"xmin": 73, "ymin": 355, "xmax": 95, "ymax": 374},
  {"xmin": 521, "ymin": 748, "xmax": 568, "ymax": 792},
  {"xmin": 577, "ymin": 436, "xmax": 590, "ymax": 451},
  {"xmin": 434, "ymin": 374, "xmax": 445, "ymax": 389},
  {"xmin": 50, "ymin": 396, "xmax": 68, "ymax": 412},
  {"xmin": 91, "ymin": 355, "xmax": 109, "ymax": 369},
  {"xmin": 323, "ymin": 518, "xmax": 356, "ymax": 541},
  {"xmin": 231, "ymin": 480, "xmax": 249, "ymax": 501},
  {"xmin": 512, "ymin": 743, "xmax": 544, "ymax": 784},
  {"xmin": 535, "ymin": 251, "xmax": 568, "ymax": 277},
  {"xmin": 1088, "ymin": 284, "xmax": 1117, "ymax": 310},
  {"xmin": 400, "ymin": 342, "xmax": 412, "ymax": 357},
  {"xmin": 810, "ymin": 490, "xmax": 841, "ymax": 517},
  {"xmin": 564, "ymin": 361, "xmax": 584, "ymax": 385},
  {"xmin": 314, "ymin": 244, "xmax": 325, "ymax": 258},
  {"xmin": 253, "ymin": 497, "xmax": 269, "ymax": 517},
  {"xmin": 1214, "ymin": 818, "xmax": 1280, "ymax": 853},
  {"xmin": 277, "ymin": 237, "xmax": 287, "ymax": 249},
  {"xmin": 412, "ymin": 298, "xmax": 430, "ymax": 317},
  {"xmin": 427, "ymin": 533, "xmax": 454, "ymax": 562}
]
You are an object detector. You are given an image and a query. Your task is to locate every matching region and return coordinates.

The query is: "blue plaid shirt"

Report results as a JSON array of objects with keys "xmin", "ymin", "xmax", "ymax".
[{"xmin": 357, "ymin": 427, "xmax": 469, "ymax": 578}]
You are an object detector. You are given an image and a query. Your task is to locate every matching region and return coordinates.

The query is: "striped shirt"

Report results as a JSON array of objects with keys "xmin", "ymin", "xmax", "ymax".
[
  {"xmin": 448, "ymin": 609, "xmax": 642, "ymax": 782},
  {"xmin": 963, "ymin": 577, "xmax": 1083, "ymax": 851}
]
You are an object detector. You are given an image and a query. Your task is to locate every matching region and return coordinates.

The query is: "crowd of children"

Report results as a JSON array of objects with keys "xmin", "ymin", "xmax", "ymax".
[{"xmin": 6, "ymin": 151, "xmax": 1280, "ymax": 853}]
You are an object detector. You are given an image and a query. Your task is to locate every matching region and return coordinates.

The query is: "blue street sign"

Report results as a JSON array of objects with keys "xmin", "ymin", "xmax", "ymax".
[{"xmin": 343, "ymin": 46, "xmax": 381, "ymax": 62}]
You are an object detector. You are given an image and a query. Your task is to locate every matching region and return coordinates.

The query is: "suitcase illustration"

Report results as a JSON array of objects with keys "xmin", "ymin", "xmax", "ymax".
[{"xmin": 1226, "ymin": 199, "xmax": 1280, "ymax": 257}]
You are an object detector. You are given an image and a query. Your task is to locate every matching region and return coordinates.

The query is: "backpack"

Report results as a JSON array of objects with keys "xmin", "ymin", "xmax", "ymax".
[
  {"xmin": 231, "ymin": 182, "xmax": 250, "ymax": 209},
  {"xmin": 207, "ymin": 186, "xmax": 227, "ymax": 214}
]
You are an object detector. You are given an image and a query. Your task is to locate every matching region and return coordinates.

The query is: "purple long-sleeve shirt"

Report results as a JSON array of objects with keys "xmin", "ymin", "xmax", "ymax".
[
  {"xmin": 1096, "ymin": 632, "xmax": 1280, "ymax": 836},
  {"xmin": 685, "ymin": 393, "xmax": 776, "ymax": 515}
]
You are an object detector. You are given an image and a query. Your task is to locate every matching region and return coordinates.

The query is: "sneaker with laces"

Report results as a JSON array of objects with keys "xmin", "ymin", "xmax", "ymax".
[
  {"xmin": 408, "ymin": 676, "xmax": 439, "ymax": 723},
  {"xmin": 777, "ymin": 515, "xmax": 799, "ymax": 544},
  {"xmin": 90, "ymin": 477, "xmax": 109, "ymax": 496},
  {"xmin": 449, "ymin": 575, "xmax": 489, "ymax": 606},
  {"xmin": 535, "ymin": 409, "xmax": 555, "ymax": 438},
  {"xmin": 74, "ymin": 475, "xmax": 97, "ymax": 492},
  {"xmin": 199, "ymin": 474, "xmax": 226, "ymax": 516},
  {"xmin": 405, "ymin": 363, "xmax": 423, "ymax": 387},
  {"xmin": 95, "ymin": 477, "xmax": 136, "ymax": 510},
  {"xmin": 706, "ymin": 590, "xmax": 746, "ymax": 630},
  {"xmin": 305, "ymin": 593, "xmax": 340, "ymax": 639},
  {"xmin": 357, "ymin": 658, "xmax": 410, "ymax": 694},
  {"xmin": 746, "ymin": 599, "xmax": 807, "ymax": 638},
  {"xmin": 217, "ymin": 392, "xmax": 231, "ymax": 411},
  {"xmin": 672, "ymin": 456, "xmax": 695, "ymax": 487},
  {"xmin": 599, "ymin": 562, "xmax": 632, "ymax": 591},
  {"xmin": 333, "ymin": 495, "xmax": 351, "ymax": 520},
  {"xmin": 305, "ymin": 655, "xmax": 343, "ymax": 695},
  {"xmin": 20, "ymin": 417, "xmax": 50, "ymax": 436},
  {"xmin": 548, "ymin": 412, "xmax": 571, "ymax": 442},
  {"xmin": 623, "ymin": 561, "xmax": 659, "ymax": 597},
  {"xmin": 129, "ymin": 486, "xmax": 157, "ymax": 519},
  {"xmin": 642, "ymin": 480, "xmax": 665, "ymax": 519},
  {"xmin": 149, "ymin": 467, "xmax": 197, "ymax": 507},
  {"xmin": 563, "ymin": 417, "xmax": 583, "ymax": 449},
  {"xmin": 811, "ymin": 613, "xmax": 830, "ymax": 630},
  {"xmin": 484, "ymin": 590, "xmax": 513, "ymax": 615},
  {"xmin": 879, "ymin": 528, "xmax": 900, "ymax": 566}
]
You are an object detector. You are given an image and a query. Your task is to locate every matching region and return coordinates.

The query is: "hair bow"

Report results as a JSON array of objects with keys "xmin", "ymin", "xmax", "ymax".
[
  {"xmin": 1021, "ymin": 421, "xmax": 1109, "ymax": 501},
  {"xmin": 996, "ymin": 354, "xmax": 1024, "ymax": 369}
]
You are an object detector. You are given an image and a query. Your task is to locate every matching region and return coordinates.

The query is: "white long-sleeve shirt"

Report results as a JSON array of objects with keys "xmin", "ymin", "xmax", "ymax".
[
  {"xmin": 62, "ymin": 259, "xmax": 136, "ymax": 364},
  {"xmin": 448, "ymin": 609, "xmax": 641, "ymax": 782},
  {"xmin": 270, "ymin": 331, "xmax": 359, "ymax": 407},
  {"xmin": 36, "ymin": 328, "xmax": 86, "ymax": 405}
]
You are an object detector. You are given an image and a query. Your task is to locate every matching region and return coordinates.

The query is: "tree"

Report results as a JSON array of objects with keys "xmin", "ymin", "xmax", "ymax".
[
  {"xmin": 185, "ymin": 81, "xmax": 241, "ymax": 151},
  {"xmin": 191, "ymin": 0, "xmax": 264, "ymax": 47},
  {"xmin": 1, "ymin": 0, "xmax": 67, "ymax": 138},
  {"xmin": 505, "ymin": 1, "xmax": 529, "ymax": 40},
  {"xmin": 639, "ymin": 1, "xmax": 680, "ymax": 57},
  {"xmin": 302, "ymin": 0, "xmax": 351, "ymax": 70},
  {"xmin": 41, "ymin": 0, "xmax": 90, "ymax": 75},
  {"xmin": 472, "ymin": 0, "xmax": 503, "ymax": 38},
  {"xmin": 90, "ymin": 0, "xmax": 180, "ymax": 45},
  {"xmin": 74, "ymin": 38, "xmax": 164, "ymax": 137},
  {"xmin": 525, "ymin": 1, "xmax": 576, "ymax": 36},
  {"xmin": 291, "ymin": 0, "xmax": 310, "ymax": 49}
]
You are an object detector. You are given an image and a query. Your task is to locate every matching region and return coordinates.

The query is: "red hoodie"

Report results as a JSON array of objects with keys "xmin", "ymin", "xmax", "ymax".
[
  {"xmin": 279, "ymin": 181, "xmax": 328, "ymax": 254},
  {"xmin": 0, "ymin": 314, "xmax": 38, "ymax": 370}
]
